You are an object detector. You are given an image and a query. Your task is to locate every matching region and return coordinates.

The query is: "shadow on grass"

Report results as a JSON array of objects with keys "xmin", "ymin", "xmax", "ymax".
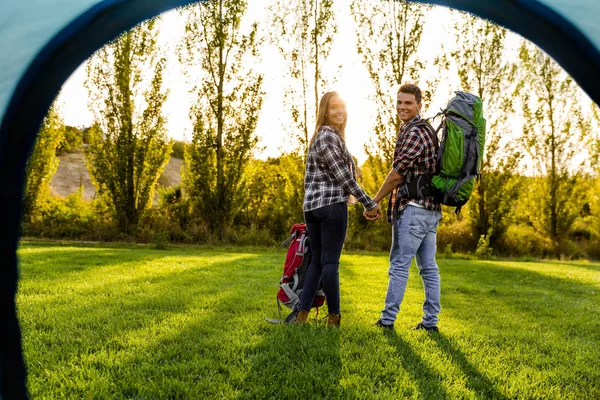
[
  {"xmin": 239, "ymin": 323, "xmax": 341, "ymax": 399},
  {"xmin": 20, "ymin": 250, "xmax": 286, "ymax": 398},
  {"xmin": 430, "ymin": 333, "xmax": 509, "ymax": 400},
  {"xmin": 439, "ymin": 259, "xmax": 600, "ymax": 397},
  {"xmin": 383, "ymin": 330, "xmax": 450, "ymax": 399},
  {"xmin": 18, "ymin": 245, "xmax": 176, "ymax": 282},
  {"xmin": 442, "ymin": 260, "xmax": 600, "ymax": 320}
]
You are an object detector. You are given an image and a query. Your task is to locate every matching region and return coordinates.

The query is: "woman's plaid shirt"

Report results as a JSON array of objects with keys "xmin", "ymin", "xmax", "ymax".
[
  {"xmin": 304, "ymin": 126, "xmax": 377, "ymax": 212},
  {"xmin": 387, "ymin": 115, "xmax": 441, "ymax": 223}
]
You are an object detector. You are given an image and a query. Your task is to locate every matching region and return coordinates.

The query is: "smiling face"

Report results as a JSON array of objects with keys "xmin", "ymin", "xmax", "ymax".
[
  {"xmin": 326, "ymin": 95, "xmax": 347, "ymax": 130},
  {"xmin": 396, "ymin": 92, "xmax": 422, "ymax": 123}
]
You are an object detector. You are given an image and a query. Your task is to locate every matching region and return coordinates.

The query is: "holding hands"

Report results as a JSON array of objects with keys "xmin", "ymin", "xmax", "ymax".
[{"xmin": 364, "ymin": 203, "xmax": 381, "ymax": 221}]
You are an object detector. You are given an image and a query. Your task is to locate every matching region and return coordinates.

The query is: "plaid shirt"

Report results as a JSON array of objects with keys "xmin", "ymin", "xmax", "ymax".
[
  {"xmin": 387, "ymin": 115, "xmax": 441, "ymax": 223},
  {"xmin": 304, "ymin": 126, "xmax": 377, "ymax": 212}
]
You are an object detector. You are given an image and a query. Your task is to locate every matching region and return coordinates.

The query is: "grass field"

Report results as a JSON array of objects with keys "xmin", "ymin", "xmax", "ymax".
[{"xmin": 16, "ymin": 241, "xmax": 600, "ymax": 399}]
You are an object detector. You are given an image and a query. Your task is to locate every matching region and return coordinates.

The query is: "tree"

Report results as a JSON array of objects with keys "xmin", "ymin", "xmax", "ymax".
[
  {"xmin": 239, "ymin": 156, "xmax": 300, "ymax": 237},
  {"xmin": 56, "ymin": 125, "xmax": 83, "ymax": 154},
  {"xmin": 269, "ymin": 0, "xmax": 338, "ymax": 154},
  {"xmin": 590, "ymin": 102, "xmax": 600, "ymax": 168},
  {"xmin": 85, "ymin": 18, "xmax": 172, "ymax": 234},
  {"xmin": 23, "ymin": 103, "xmax": 64, "ymax": 222},
  {"xmin": 267, "ymin": 0, "xmax": 338, "ymax": 219},
  {"xmin": 446, "ymin": 12, "xmax": 522, "ymax": 247},
  {"xmin": 350, "ymin": 0, "xmax": 433, "ymax": 187},
  {"xmin": 517, "ymin": 42, "xmax": 589, "ymax": 248},
  {"xmin": 178, "ymin": 0, "xmax": 264, "ymax": 235}
]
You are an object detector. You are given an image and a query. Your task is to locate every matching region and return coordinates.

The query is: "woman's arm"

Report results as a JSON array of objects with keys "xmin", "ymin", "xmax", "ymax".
[{"xmin": 316, "ymin": 130, "xmax": 377, "ymax": 210}]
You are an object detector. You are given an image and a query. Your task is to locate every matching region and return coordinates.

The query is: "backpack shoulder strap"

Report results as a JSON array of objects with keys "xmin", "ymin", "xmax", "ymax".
[{"xmin": 410, "ymin": 119, "xmax": 440, "ymax": 151}]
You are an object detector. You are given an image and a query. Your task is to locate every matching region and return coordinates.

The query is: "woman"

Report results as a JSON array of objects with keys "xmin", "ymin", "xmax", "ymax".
[{"xmin": 296, "ymin": 91, "xmax": 380, "ymax": 327}]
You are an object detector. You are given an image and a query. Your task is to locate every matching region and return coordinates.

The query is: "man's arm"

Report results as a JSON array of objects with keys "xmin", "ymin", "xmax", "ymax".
[
  {"xmin": 371, "ymin": 126, "xmax": 426, "ymax": 204},
  {"xmin": 372, "ymin": 169, "xmax": 402, "ymax": 204}
]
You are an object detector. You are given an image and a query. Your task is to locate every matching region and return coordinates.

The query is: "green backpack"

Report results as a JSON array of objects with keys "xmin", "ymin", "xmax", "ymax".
[{"xmin": 430, "ymin": 91, "xmax": 486, "ymax": 213}]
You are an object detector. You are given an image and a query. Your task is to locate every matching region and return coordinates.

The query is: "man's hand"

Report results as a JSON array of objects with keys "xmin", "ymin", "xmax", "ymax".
[{"xmin": 364, "ymin": 203, "xmax": 381, "ymax": 221}]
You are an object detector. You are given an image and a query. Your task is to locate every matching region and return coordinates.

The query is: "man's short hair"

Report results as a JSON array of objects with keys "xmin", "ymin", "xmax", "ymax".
[{"xmin": 398, "ymin": 84, "xmax": 422, "ymax": 104}]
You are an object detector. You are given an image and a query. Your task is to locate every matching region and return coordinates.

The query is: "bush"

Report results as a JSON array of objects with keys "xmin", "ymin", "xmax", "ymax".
[
  {"xmin": 581, "ymin": 238, "xmax": 600, "ymax": 260},
  {"xmin": 23, "ymin": 192, "xmax": 118, "ymax": 241},
  {"xmin": 555, "ymin": 239, "xmax": 587, "ymax": 260},
  {"xmin": 56, "ymin": 126, "xmax": 83, "ymax": 154},
  {"xmin": 570, "ymin": 217, "xmax": 599, "ymax": 241},
  {"xmin": 475, "ymin": 228, "xmax": 494, "ymax": 259},
  {"xmin": 345, "ymin": 205, "xmax": 392, "ymax": 252},
  {"xmin": 171, "ymin": 141, "xmax": 186, "ymax": 159},
  {"xmin": 437, "ymin": 218, "xmax": 477, "ymax": 254},
  {"xmin": 496, "ymin": 224, "xmax": 554, "ymax": 258}
]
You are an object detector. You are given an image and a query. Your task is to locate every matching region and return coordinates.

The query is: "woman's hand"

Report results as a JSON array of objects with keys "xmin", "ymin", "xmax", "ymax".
[{"xmin": 364, "ymin": 203, "xmax": 381, "ymax": 221}]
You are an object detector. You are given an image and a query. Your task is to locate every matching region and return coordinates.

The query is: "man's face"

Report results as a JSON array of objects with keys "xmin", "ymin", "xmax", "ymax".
[{"xmin": 396, "ymin": 92, "xmax": 422, "ymax": 123}]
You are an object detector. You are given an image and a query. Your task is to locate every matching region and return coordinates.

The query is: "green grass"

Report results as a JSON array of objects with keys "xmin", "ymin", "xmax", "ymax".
[{"xmin": 16, "ymin": 241, "xmax": 600, "ymax": 399}]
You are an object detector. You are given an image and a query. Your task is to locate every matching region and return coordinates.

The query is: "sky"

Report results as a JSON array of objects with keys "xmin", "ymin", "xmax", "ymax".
[{"xmin": 56, "ymin": 2, "xmax": 514, "ymax": 165}]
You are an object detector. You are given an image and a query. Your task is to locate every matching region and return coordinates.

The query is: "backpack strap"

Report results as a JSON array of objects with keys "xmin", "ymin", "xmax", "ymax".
[
  {"xmin": 393, "ymin": 119, "xmax": 440, "ymax": 207},
  {"xmin": 280, "ymin": 284, "xmax": 301, "ymax": 310}
]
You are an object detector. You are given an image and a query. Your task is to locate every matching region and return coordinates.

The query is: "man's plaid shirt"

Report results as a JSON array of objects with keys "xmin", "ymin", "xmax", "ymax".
[
  {"xmin": 304, "ymin": 126, "xmax": 377, "ymax": 212},
  {"xmin": 387, "ymin": 115, "xmax": 441, "ymax": 223}
]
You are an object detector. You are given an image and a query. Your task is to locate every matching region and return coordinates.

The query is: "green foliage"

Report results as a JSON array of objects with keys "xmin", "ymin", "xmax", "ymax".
[
  {"xmin": 517, "ymin": 42, "xmax": 589, "ymax": 249},
  {"xmin": 445, "ymin": 12, "xmax": 523, "ymax": 246},
  {"xmin": 497, "ymin": 224, "xmax": 554, "ymax": 258},
  {"xmin": 18, "ymin": 244, "xmax": 600, "ymax": 398},
  {"xmin": 344, "ymin": 157, "xmax": 393, "ymax": 251},
  {"xmin": 436, "ymin": 213, "xmax": 478, "ymax": 253},
  {"xmin": 269, "ymin": 0, "xmax": 338, "ymax": 153},
  {"xmin": 238, "ymin": 156, "xmax": 302, "ymax": 238},
  {"xmin": 468, "ymin": 165, "xmax": 523, "ymax": 248},
  {"xmin": 590, "ymin": 103, "xmax": 600, "ymax": 167},
  {"xmin": 56, "ymin": 125, "xmax": 83, "ymax": 154},
  {"xmin": 84, "ymin": 18, "xmax": 172, "ymax": 234},
  {"xmin": 179, "ymin": 0, "xmax": 264, "ymax": 235},
  {"xmin": 170, "ymin": 140, "xmax": 186, "ymax": 159},
  {"xmin": 475, "ymin": 227, "xmax": 494, "ymax": 259},
  {"xmin": 24, "ymin": 103, "xmax": 65, "ymax": 222},
  {"xmin": 345, "ymin": 204, "xmax": 392, "ymax": 251},
  {"xmin": 22, "ymin": 193, "xmax": 117, "ymax": 240},
  {"xmin": 350, "ymin": 0, "xmax": 432, "ymax": 169}
]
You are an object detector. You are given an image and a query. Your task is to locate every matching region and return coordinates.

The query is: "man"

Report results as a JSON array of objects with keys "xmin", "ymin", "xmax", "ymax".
[{"xmin": 365, "ymin": 84, "xmax": 442, "ymax": 332}]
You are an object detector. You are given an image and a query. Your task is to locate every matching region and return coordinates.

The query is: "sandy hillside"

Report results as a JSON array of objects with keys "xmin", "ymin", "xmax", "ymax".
[{"xmin": 50, "ymin": 152, "xmax": 184, "ymax": 201}]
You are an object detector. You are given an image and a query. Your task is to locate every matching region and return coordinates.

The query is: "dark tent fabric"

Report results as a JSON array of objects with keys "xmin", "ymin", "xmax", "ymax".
[{"xmin": 1, "ymin": 0, "xmax": 599, "ymax": 398}]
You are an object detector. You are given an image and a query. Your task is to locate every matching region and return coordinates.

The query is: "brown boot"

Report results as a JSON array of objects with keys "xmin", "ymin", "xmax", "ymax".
[
  {"xmin": 295, "ymin": 310, "xmax": 310, "ymax": 325},
  {"xmin": 326, "ymin": 313, "xmax": 341, "ymax": 327}
]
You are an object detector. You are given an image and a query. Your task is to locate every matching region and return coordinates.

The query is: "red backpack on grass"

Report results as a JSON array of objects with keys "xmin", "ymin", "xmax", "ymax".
[{"xmin": 266, "ymin": 223, "xmax": 325, "ymax": 324}]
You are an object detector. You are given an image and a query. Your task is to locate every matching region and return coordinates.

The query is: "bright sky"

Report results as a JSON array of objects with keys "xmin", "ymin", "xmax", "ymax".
[{"xmin": 55, "ymin": 3, "xmax": 504, "ymax": 164}]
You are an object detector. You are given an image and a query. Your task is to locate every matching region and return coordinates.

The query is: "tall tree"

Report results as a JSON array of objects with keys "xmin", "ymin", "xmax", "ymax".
[
  {"xmin": 517, "ymin": 42, "xmax": 589, "ymax": 248},
  {"xmin": 590, "ymin": 102, "xmax": 600, "ymax": 169},
  {"xmin": 350, "ymin": 0, "xmax": 433, "ymax": 183},
  {"xmin": 85, "ymin": 18, "xmax": 171, "ymax": 234},
  {"xmin": 23, "ymin": 103, "xmax": 64, "ymax": 222},
  {"xmin": 269, "ymin": 0, "xmax": 338, "ymax": 154},
  {"xmin": 178, "ymin": 0, "xmax": 264, "ymax": 235},
  {"xmin": 581, "ymin": 102, "xmax": 600, "ymax": 251},
  {"xmin": 446, "ymin": 12, "xmax": 522, "ymax": 246}
]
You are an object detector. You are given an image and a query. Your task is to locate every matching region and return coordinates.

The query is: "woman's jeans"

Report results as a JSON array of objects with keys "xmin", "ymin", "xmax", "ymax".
[{"xmin": 300, "ymin": 203, "xmax": 348, "ymax": 315}]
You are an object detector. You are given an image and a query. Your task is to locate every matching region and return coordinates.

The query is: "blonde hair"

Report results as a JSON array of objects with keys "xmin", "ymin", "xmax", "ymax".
[{"xmin": 308, "ymin": 91, "xmax": 347, "ymax": 148}]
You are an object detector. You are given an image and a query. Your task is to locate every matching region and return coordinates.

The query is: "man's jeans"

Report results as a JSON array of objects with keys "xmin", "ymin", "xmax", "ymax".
[
  {"xmin": 301, "ymin": 203, "xmax": 348, "ymax": 315},
  {"xmin": 380, "ymin": 205, "xmax": 442, "ymax": 327}
]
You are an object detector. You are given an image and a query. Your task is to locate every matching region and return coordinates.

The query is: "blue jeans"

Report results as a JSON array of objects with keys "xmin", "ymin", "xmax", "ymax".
[
  {"xmin": 300, "ymin": 203, "xmax": 348, "ymax": 314},
  {"xmin": 380, "ymin": 205, "xmax": 442, "ymax": 327}
]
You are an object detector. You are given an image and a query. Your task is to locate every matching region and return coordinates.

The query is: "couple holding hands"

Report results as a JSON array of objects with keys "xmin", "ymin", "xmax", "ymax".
[{"xmin": 296, "ymin": 84, "xmax": 442, "ymax": 332}]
